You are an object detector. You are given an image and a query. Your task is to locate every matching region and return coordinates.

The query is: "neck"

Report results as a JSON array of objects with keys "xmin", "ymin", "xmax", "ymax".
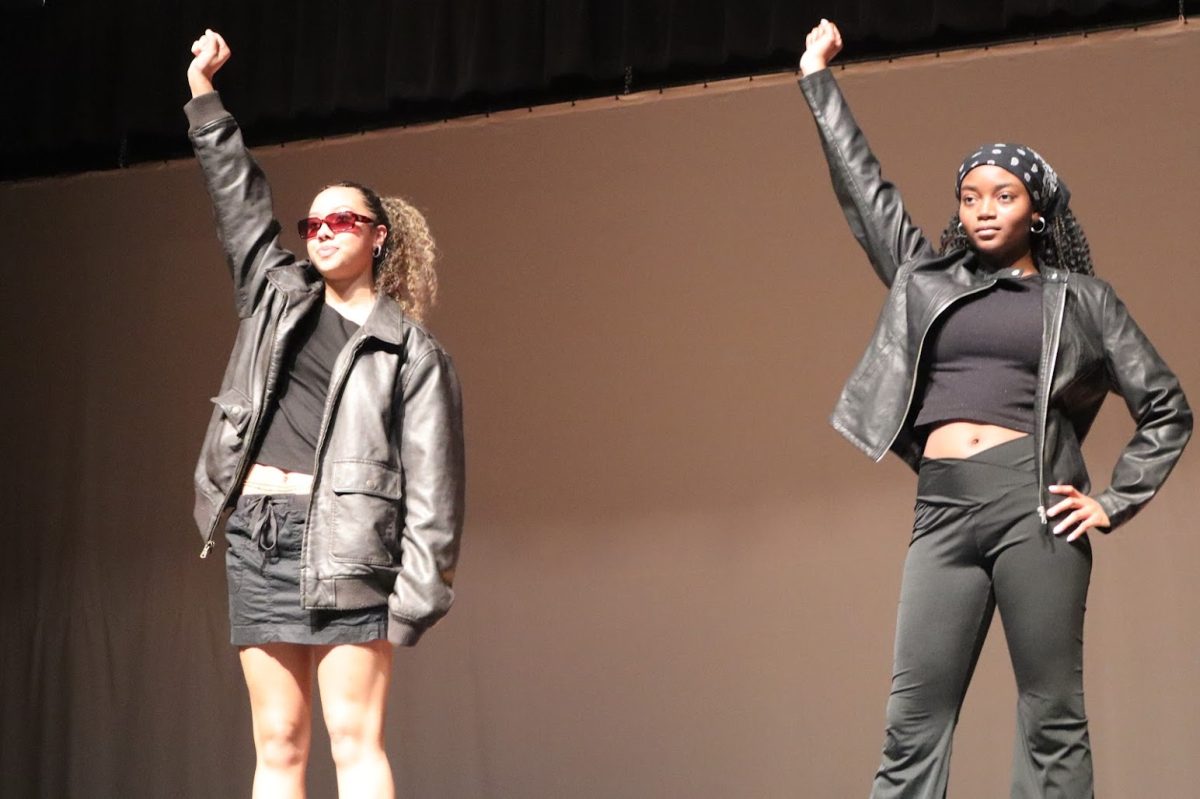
[
  {"xmin": 979, "ymin": 248, "xmax": 1038, "ymax": 277},
  {"xmin": 324, "ymin": 273, "xmax": 376, "ymax": 324}
]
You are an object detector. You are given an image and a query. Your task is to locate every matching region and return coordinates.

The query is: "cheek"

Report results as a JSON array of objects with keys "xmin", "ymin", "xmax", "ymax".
[{"xmin": 1004, "ymin": 207, "xmax": 1035, "ymax": 231}]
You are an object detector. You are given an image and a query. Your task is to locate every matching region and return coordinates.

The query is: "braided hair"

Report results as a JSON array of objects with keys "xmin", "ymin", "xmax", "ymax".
[{"xmin": 324, "ymin": 181, "xmax": 440, "ymax": 323}]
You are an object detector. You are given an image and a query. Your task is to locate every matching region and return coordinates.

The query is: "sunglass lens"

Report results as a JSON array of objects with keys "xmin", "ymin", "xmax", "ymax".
[
  {"xmin": 327, "ymin": 211, "xmax": 358, "ymax": 233},
  {"xmin": 298, "ymin": 218, "xmax": 321, "ymax": 239}
]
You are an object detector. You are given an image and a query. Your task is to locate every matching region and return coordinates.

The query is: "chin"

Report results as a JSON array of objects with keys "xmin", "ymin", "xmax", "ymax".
[{"xmin": 311, "ymin": 258, "xmax": 343, "ymax": 276}]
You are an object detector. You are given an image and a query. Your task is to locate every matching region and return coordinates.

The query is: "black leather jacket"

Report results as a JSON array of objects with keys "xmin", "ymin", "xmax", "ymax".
[
  {"xmin": 800, "ymin": 69, "xmax": 1191, "ymax": 530},
  {"xmin": 186, "ymin": 92, "xmax": 466, "ymax": 645}
]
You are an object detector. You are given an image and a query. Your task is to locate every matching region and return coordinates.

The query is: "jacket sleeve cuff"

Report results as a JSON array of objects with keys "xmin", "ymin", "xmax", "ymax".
[
  {"xmin": 798, "ymin": 67, "xmax": 836, "ymax": 103},
  {"xmin": 1095, "ymin": 491, "xmax": 1129, "ymax": 533},
  {"xmin": 387, "ymin": 615, "xmax": 426, "ymax": 647},
  {"xmin": 184, "ymin": 91, "xmax": 232, "ymax": 133}
]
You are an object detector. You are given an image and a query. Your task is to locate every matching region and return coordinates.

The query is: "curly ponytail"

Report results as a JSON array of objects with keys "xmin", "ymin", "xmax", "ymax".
[{"xmin": 377, "ymin": 195, "xmax": 439, "ymax": 323}]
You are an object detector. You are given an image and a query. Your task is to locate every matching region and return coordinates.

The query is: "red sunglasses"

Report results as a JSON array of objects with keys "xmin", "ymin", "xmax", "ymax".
[{"xmin": 297, "ymin": 211, "xmax": 377, "ymax": 240}]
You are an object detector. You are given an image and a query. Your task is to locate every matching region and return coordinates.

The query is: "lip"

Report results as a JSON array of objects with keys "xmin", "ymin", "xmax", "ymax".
[
  {"xmin": 974, "ymin": 227, "xmax": 1001, "ymax": 239},
  {"xmin": 316, "ymin": 245, "xmax": 339, "ymax": 258}
]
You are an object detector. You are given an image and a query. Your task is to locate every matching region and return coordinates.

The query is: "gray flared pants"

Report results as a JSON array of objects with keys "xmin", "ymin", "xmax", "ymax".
[{"xmin": 871, "ymin": 437, "xmax": 1093, "ymax": 799}]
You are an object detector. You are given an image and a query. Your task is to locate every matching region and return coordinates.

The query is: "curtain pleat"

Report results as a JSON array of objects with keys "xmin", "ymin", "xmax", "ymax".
[{"xmin": 0, "ymin": 1, "xmax": 1187, "ymax": 179}]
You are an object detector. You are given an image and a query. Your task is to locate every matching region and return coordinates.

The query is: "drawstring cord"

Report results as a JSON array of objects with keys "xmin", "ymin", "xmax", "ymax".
[{"xmin": 244, "ymin": 494, "xmax": 281, "ymax": 555}]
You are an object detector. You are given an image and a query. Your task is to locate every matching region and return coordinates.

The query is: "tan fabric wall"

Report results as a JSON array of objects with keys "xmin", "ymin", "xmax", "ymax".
[{"xmin": 1, "ymin": 21, "xmax": 1196, "ymax": 798}]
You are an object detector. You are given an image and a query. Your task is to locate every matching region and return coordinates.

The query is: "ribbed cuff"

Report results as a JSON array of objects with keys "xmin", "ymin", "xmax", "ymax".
[
  {"xmin": 387, "ymin": 615, "xmax": 425, "ymax": 647},
  {"xmin": 184, "ymin": 91, "xmax": 231, "ymax": 133}
]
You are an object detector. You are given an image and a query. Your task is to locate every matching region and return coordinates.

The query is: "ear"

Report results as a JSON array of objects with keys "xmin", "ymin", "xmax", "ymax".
[{"xmin": 373, "ymin": 224, "xmax": 389, "ymax": 252}]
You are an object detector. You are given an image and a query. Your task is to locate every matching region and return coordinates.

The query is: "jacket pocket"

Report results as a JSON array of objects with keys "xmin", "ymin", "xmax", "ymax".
[
  {"xmin": 329, "ymin": 459, "xmax": 403, "ymax": 565},
  {"xmin": 212, "ymin": 388, "xmax": 252, "ymax": 438},
  {"xmin": 204, "ymin": 388, "xmax": 253, "ymax": 489}
]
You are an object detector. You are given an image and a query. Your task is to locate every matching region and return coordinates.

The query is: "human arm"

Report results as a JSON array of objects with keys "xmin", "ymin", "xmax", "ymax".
[
  {"xmin": 184, "ymin": 30, "xmax": 295, "ymax": 316},
  {"xmin": 1092, "ymin": 286, "xmax": 1192, "ymax": 530},
  {"xmin": 798, "ymin": 20, "xmax": 935, "ymax": 287},
  {"xmin": 1052, "ymin": 285, "xmax": 1192, "ymax": 537},
  {"xmin": 388, "ymin": 346, "xmax": 466, "ymax": 646}
]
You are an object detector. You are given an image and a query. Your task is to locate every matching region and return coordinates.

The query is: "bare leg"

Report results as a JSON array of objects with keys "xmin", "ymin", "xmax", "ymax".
[
  {"xmin": 316, "ymin": 640, "xmax": 395, "ymax": 799},
  {"xmin": 239, "ymin": 643, "xmax": 315, "ymax": 799}
]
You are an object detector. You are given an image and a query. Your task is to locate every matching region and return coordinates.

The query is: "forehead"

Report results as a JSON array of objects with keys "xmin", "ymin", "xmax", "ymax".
[
  {"xmin": 309, "ymin": 186, "xmax": 370, "ymax": 216},
  {"xmin": 959, "ymin": 164, "xmax": 1027, "ymax": 194}
]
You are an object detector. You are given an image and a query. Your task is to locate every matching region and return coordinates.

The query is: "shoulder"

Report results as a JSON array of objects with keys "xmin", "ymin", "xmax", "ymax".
[
  {"xmin": 1062, "ymin": 270, "xmax": 1117, "ymax": 313},
  {"xmin": 384, "ymin": 302, "xmax": 454, "ymax": 373},
  {"xmin": 1063, "ymin": 271, "xmax": 1113, "ymax": 293},
  {"xmin": 403, "ymin": 317, "xmax": 452, "ymax": 361}
]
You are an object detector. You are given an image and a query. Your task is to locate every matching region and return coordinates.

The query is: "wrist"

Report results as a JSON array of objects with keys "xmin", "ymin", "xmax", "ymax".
[
  {"xmin": 187, "ymin": 70, "xmax": 215, "ymax": 98},
  {"xmin": 799, "ymin": 57, "xmax": 827, "ymax": 77}
]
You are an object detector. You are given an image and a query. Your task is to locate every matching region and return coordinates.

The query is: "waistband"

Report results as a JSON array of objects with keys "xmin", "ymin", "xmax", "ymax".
[
  {"xmin": 917, "ymin": 436, "xmax": 1037, "ymax": 507},
  {"xmin": 242, "ymin": 463, "xmax": 315, "ymax": 495},
  {"xmin": 233, "ymin": 493, "xmax": 310, "ymax": 554}
]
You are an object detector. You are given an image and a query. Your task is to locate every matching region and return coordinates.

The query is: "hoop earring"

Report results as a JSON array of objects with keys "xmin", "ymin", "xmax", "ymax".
[
  {"xmin": 955, "ymin": 220, "xmax": 965, "ymax": 236},
  {"xmin": 372, "ymin": 244, "xmax": 383, "ymax": 258},
  {"xmin": 1030, "ymin": 217, "xmax": 1047, "ymax": 235}
]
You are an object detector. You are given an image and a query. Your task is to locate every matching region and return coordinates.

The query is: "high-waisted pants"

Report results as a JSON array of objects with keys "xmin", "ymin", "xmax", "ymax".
[{"xmin": 870, "ymin": 437, "xmax": 1093, "ymax": 799}]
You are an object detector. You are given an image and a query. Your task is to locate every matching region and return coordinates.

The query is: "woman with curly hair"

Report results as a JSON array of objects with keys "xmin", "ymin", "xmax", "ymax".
[
  {"xmin": 798, "ymin": 19, "xmax": 1190, "ymax": 798},
  {"xmin": 185, "ymin": 30, "xmax": 464, "ymax": 799}
]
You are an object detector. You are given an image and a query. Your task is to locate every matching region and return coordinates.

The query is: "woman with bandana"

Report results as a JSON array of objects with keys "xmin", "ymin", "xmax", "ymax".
[{"xmin": 798, "ymin": 19, "xmax": 1191, "ymax": 798}]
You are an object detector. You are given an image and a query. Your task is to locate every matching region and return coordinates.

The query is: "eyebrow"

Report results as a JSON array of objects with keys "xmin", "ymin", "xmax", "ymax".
[{"xmin": 961, "ymin": 181, "xmax": 1020, "ymax": 192}]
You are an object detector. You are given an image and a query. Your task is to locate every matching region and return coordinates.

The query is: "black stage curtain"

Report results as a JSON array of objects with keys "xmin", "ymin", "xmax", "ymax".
[{"xmin": 0, "ymin": 0, "xmax": 1191, "ymax": 179}]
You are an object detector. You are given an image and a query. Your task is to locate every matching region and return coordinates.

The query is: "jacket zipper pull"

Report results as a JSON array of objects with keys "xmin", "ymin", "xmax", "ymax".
[
  {"xmin": 1037, "ymin": 505, "xmax": 1048, "ymax": 524},
  {"xmin": 200, "ymin": 538, "xmax": 215, "ymax": 559}
]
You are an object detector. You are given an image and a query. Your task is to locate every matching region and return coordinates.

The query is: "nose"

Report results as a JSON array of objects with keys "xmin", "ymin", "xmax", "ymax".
[
  {"xmin": 315, "ymin": 221, "xmax": 335, "ymax": 240},
  {"xmin": 976, "ymin": 197, "xmax": 996, "ymax": 218}
]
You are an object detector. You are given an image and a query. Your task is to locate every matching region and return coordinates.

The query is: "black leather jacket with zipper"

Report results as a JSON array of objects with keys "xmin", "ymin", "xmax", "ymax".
[
  {"xmin": 186, "ymin": 91, "xmax": 465, "ymax": 645},
  {"xmin": 800, "ymin": 69, "xmax": 1191, "ymax": 530}
]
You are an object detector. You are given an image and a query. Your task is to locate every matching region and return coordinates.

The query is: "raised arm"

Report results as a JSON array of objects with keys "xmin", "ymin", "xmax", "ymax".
[
  {"xmin": 185, "ymin": 30, "xmax": 295, "ymax": 317},
  {"xmin": 798, "ymin": 20, "xmax": 934, "ymax": 287}
]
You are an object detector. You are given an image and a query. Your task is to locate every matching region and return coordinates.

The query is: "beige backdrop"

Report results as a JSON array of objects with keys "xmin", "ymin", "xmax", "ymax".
[{"xmin": 1, "ymin": 21, "xmax": 1196, "ymax": 799}]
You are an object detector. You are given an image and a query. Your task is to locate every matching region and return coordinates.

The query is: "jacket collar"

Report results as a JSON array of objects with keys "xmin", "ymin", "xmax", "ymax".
[
  {"xmin": 263, "ymin": 261, "xmax": 409, "ymax": 345},
  {"xmin": 358, "ymin": 292, "xmax": 408, "ymax": 346},
  {"xmin": 264, "ymin": 261, "xmax": 323, "ymax": 298},
  {"xmin": 954, "ymin": 250, "xmax": 1070, "ymax": 286}
]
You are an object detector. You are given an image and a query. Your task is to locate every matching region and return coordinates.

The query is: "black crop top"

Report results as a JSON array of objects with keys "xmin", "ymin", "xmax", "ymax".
[
  {"xmin": 255, "ymin": 299, "xmax": 361, "ymax": 473},
  {"xmin": 913, "ymin": 273, "xmax": 1043, "ymax": 434}
]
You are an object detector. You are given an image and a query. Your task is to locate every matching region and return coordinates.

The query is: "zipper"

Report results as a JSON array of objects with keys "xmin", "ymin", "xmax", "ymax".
[
  {"xmin": 1035, "ymin": 272, "xmax": 1068, "ymax": 523},
  {"xmin": 299, "ymin": 332, "xmax": 370, "ymax": 601},
  {"xmin": 880, "ymin": 279, "xmax": 998, "ymax": 458},
  {"xmin": 200, "ymin": 291, "xmax": 306, "ymax": 558}
]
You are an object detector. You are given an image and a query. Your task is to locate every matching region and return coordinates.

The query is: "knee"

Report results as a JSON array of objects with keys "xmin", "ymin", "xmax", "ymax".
[
  {"xmin": 882, "ymin": 691, "xmax": 957, "ymax": 760},
  {"xmin": 1019, "ymin": 690, "xmax": 1089, "ymax": 744},
  {"xmin": 324, "ymin": 704, "xmax": 384, "ymax": 768},
  {"xmin": 254, "ymin": 712, "xmax": 309, "ymax": 771}
]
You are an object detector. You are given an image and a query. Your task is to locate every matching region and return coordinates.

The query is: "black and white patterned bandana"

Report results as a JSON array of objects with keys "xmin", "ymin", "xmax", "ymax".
[{"xmin": 955, "ymin": 143, "xmax": 1071, "ymax": 217}]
